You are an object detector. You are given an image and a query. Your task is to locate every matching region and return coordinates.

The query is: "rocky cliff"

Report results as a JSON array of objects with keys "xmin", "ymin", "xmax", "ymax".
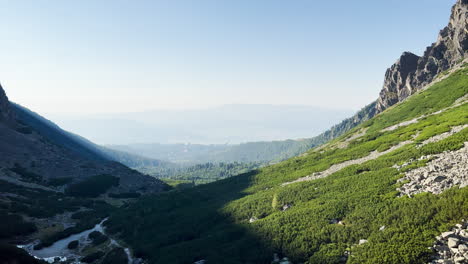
[{"xmin": 376, "ymin": 0, "xmax": 468, "ymax": 112}]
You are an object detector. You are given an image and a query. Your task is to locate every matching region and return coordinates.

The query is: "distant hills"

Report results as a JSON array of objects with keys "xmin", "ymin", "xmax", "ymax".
[{"xmin": 49, "ymin": 104, "xmax": 353, "ymax": 145}]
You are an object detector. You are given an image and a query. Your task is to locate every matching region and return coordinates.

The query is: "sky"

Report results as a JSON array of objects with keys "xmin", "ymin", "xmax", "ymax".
[{"xmin": 0, "ymin": 0, "xmax": 456, "ymax": 115}]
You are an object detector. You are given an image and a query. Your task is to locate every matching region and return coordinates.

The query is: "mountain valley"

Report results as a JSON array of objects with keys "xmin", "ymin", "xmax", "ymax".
[{"xmin": 0, "ymin": 1, "xmax": 467, "ymax": 264}]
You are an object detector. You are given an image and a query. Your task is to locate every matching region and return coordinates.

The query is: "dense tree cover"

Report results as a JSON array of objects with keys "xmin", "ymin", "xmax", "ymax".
[
  {"xmin": 0, "ymin": 179, "xmax": 115, "ymax": 250},
  {"xmin": 108, "ymin": 192, "xmax": 141, "ymax": 198},
  {"xmin": 88, "ymin": 231, "xmax": 108, "ymax": 246},
  {"xmin": 65, "ymin": 174, "xmax": 119, "ymax": 198},
  {"xmin": 81, "ymin": 251, "xmax": 105, "ymax": 263},
  {"xmin": 0, "ymin": 180, "xmax": 97, "ymax": 219},
  {"xmin": 0, "ymin": 243, "xmax": 46, "ymax": 264},
  {"xmin": 35, "ymin": 202, "xmax": 114, "ymax": 249},
  {"xmin": 106, "ymin": 68, "xmax": 468, "ymax": 263},
  {"xmin": 0, "ymin": 212, "xmax": 37, "ymax": 239},
  {"xmin": 151, "ymin": 162, "xmax": 261, "ymax": 185},
  {"xmin": 100, "ymin": 146, "xmax": 173, "ymax": 168},
  {"xmin": 109, "ymin": 100, "xmax": 375, "ymax": 167},
  {"xmin": 9, "ymin": 163, "xmax": 43, "ymax": 183},
  {"xmin": 47, "ymin": 177, "xmax": 73, "ymax": 186},
  {"xmin": 101, "ymin": 247, "xmax": 128, "ymax": 264},
  {"xmin": 67, "ymin": 240, "xmax": 79, "ymax": 249}
]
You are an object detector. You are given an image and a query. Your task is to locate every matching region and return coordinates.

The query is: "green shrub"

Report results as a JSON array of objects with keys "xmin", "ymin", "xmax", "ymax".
[
  {"xmin": 101, "ymin": 247, "xmax": 128, "ymax": 264},
  {"xmin": 65, "ymin": 174, "xmax": 119, "ymax": 198},
  {"xmin": 0, "ymin": 212, "xmax": 37, "ymax": 239},
  {"xmin": 48, "ymin": 177, "xmax": 73, "ymax": 186},
  {"xmin": 67, "ymin": 240, "xmax": 79, "ymax": 249},
  {"xmin": 108, "ymin": 192, "xmax": 141, "ymax": 199},
  {"xmin": 103, "ymin": 68, "xmax": 468, "ymax": 264},
  {"xmin": 81, "ymin": 251, "xmax": 105, "ymax": 263},
  {"xmin": 88, "ymin": 231, "xmax": 108, "ymax": 245},
  {"xmin": 10, "ymin": 164, "xmax": 42, "ymax": 183},
  {"xmin": 0, "ymin": 243, "xmax": 46, "ymax": 264}
]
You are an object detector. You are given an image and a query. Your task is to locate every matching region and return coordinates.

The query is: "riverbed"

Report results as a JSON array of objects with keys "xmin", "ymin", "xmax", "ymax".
[{"xmin": 17, "ymin": 218, "xmax": 134, "ymax": 264}]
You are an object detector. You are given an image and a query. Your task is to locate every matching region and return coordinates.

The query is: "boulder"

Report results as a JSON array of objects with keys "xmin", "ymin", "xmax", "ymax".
[
  {"xmin": 458, "ymin": 244, "xmax": 468, "ymax": 253},
  {"xmin": 448, "ymin": 237, "xmax": 460, "ymax": 248}
]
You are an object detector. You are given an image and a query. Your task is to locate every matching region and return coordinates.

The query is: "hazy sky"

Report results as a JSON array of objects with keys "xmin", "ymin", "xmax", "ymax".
[{"xmin": 0, "ymin": 0, "xmax": 455, "ymax": 114}]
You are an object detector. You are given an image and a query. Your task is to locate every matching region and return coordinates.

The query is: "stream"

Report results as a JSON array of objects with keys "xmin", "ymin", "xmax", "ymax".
[{"xmin": 17, "ymin": 218, "xmax": 134, "ymax": 264}]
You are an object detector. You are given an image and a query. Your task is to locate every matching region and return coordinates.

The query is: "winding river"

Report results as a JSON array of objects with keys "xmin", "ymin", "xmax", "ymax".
[{"xmin": 18, "ymin": 218, "xmax": 134, "ymax": 264}]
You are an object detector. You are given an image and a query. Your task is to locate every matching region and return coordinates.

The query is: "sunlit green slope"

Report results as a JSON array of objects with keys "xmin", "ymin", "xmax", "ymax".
[{"xmin": 106, "ymin": 66, "xmax": 468, "ymax": 264}]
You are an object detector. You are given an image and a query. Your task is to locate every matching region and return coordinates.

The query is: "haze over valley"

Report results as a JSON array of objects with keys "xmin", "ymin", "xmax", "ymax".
[
  {"xmin": 0, "ymin": 1, "xmax": 467, "ymax": 264},
  {"xmin": 49, "ymin": 104, "xmax": 353, "ymax": 145}
]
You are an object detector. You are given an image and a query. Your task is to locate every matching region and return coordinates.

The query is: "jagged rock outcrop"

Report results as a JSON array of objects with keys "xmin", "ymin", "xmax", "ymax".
[
  {"xmin": 376, "ymin": 0, "xmax": 468, "ymax": 113},
  {"xmin": 376, "ymin": 52, "xmax": 420, "ymax": 111}
]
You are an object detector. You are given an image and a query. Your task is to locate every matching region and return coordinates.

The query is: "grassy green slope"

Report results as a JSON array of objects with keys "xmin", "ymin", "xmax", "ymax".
[{"xmin": 106, "ymin": 67, "xmax": 468, "ymax": 264}]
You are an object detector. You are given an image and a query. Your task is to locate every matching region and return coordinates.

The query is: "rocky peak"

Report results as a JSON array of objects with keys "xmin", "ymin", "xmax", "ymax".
[
  {"xmin": 376, "ymin": 0, "xmax": 467, "ymax": 113},
  {"xmin": 0, "ymin": 83, "xmax": 14, "ymax": 123},
  {"xmin": 376, "ymin": 52, "xmax": 420, "ymax": 112}
]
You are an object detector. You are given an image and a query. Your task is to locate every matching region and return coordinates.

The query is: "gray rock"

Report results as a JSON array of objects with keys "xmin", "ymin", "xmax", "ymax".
[
  {"xmin": 448, "ymin": 238, "xmax": 460, "ymax": 248},
  {"xmin": 249, "ymin": 217, "xmax": 258, "ymax": 223},
  {"xmin": 430, "ymin": 220, "xmax": 468, "ymax": 264},
  {"xmin": 459, "ymin": 244, "xmax": 468, "ymax": 253},
  {"xmin": 376, "ymin": 0, "xmax": 468, "ymax": 113}
]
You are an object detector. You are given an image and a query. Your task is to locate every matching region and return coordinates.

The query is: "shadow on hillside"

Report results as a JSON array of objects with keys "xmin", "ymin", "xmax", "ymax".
[{"xmin": 105, "ymin": 170, "xmax": 278, "ymax": 264}]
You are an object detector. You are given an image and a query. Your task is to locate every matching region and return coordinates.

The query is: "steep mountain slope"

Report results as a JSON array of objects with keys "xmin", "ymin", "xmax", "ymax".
[
  {"xmin": 0, "ymin": 84, "xmax": 168, "ymax": 194},
  {"xmin": 104, "ymin": 2, "xmax": 468, "ymax": 262},
  {"xmin": 0, "ymin": 84, "xmax": 171, "ymax": 263},
  {"xmin": 13, "ymin": 102, "xmax": 171, "ymax": 168},
  {"xmin": 376, "ymin": 0, "xmax": 467, "ymax": 112},
  {"xmin": 106, "ymin": 59, "xmax": 468, "ymax": 264}
]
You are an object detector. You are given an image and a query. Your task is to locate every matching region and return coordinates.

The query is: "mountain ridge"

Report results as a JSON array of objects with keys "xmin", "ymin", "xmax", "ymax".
[
  {"xmin": 376, "ymin": 0, "xmax": 468, "ymax": 113},
  {"xmin": 0, "ymin": 84, "xmax": 168, "ymax": 195}
]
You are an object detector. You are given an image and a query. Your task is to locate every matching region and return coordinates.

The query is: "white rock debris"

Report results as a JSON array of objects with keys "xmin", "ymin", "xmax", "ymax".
[
  {"xmin": 249, "ymin": 217, "xmax": 258, "ymax": 223},
  {"xmin": 381, "ymin": 97, "xmax": 467, "ymax": 133},
  {"xmin": 282, "ymin": 140, "xmax": 413, "ymax": 186},
  {"xmin": 420, "ymin": 124, "xmax": 468, "ymax": 146},
  {"xmin": 397, "ymin": 143, "xmax": 468, "ymax": 197},
  {"xmin": 429, "ymin": 220, "xmax": 468, "ymax": 264}
]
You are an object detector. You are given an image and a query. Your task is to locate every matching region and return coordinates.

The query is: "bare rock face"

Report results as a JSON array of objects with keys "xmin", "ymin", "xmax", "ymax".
[
  {"xmin": 0, "ymin": 83, "xmax": 14, "ymax": 123},
  {"xmin": 376, "ymin": 0, "xmax": 468, "ymax": 113},
  {"xmin": 376, "ymin": 52, "xmax": 420, "ymax": 111}
]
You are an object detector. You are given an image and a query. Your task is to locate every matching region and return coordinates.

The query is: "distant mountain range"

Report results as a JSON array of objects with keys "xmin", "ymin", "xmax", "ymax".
[{"xmin": 49, "ymin": 104, "xmax": 353, "ymax": 145}]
